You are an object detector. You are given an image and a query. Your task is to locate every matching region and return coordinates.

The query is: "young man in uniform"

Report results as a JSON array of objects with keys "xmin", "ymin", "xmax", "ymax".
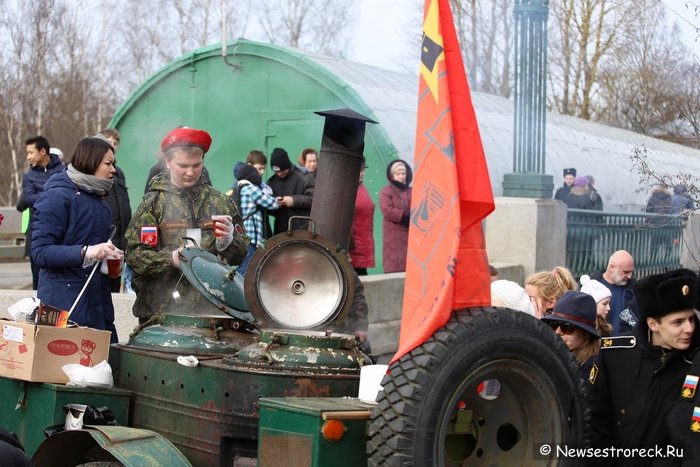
[
  {"xmin": 554, "ymin": 167, "xmax": 576, "ymax": 201},
  {"xmin": 125, "ymin": 127, "xmax": 249, "ymax": 324},
  {"xmin": 588, "ymin": 268, "xmax": 700, "ymax": 464}
]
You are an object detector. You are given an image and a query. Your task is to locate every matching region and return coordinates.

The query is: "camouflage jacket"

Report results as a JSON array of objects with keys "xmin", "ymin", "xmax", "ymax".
[{"xmin": 125, "ymin": 171, "xmax": 249, "ymax": 319}]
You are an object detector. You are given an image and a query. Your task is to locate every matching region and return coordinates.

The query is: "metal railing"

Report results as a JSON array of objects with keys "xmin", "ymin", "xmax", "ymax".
[{"xmin": 566, "ymin": 209, "xmax": 684, "ymax": 279}]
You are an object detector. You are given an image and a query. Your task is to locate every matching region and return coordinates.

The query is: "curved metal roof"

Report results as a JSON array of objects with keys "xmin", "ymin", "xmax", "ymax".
[
  {"xmin": 306, "ymin": 50, "xmax": 700, "ymax": 211},
  {"xmin": 111, "ymin": 38, "xmax": 699, "ymax": 212}
]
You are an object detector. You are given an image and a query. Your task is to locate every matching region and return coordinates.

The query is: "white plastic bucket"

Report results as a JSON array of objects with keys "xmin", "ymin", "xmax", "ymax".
[{"xmin": 358, "ymin": 364, "xmax": 389, "ymax": 403}]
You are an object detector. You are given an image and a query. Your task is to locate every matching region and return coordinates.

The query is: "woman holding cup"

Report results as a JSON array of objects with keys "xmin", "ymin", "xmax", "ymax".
[{"xmin": 31, "ymin": 137, "xmax": 122, "ymax": 341}]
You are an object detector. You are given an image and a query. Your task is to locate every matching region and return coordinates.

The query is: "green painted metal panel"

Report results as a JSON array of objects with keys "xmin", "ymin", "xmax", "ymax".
[
  {"xmin": 31, "ymin": 426, "xmax": 191, "ymax": 467},
  {"xmin": 109, "ymin": 39, "xmax": 394, "ymax": 273},
  {"xmin": 258, "ymin": 397, "xmax": 371, "ymax": 467},
  {"xmin": 0, "ymin": 376, "xmax": 130, "ymax": 456}
]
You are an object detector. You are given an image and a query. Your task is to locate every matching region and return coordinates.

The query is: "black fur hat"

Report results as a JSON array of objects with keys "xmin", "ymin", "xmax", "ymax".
[{"xmin": 634, "ymin": 268, "xmax": 699, "ymax": 320}]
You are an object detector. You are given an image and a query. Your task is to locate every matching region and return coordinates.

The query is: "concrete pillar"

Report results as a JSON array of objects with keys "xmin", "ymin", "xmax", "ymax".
[
  {"xmin": 681, "ymin": 211, "xmax": 700, "ymax": 272},
  {"xmin": 484, "ymin": 197, "xmax": 567, "ymax": 280}
]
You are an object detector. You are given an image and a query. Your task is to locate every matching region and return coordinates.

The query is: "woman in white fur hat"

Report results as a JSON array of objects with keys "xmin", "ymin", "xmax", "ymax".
[{"xmin": 580, "ymin": 274, "xmax": 613, "ymax": 337}]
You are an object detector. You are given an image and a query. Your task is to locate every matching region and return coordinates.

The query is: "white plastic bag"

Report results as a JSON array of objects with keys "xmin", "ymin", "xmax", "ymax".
[
  {"xmin": 7, "ymin": 297, "xmax": 40, "ymax": 322},
  {"xmin": 62, "ymin": 360, "xmax": 114, "ymax": 388}
]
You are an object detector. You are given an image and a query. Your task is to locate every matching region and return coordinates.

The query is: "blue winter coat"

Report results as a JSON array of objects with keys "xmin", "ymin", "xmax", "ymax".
[
  {"xmin": 20, "ymin": 154, "xmax": 65, "ymax": 210},
  {"xmin": 31, "ymin": 171, "xmax": 117, "ymax": 342},
  {"xmin": 18, "ymin": 154, "xmax": 65, "ymax": 256}
]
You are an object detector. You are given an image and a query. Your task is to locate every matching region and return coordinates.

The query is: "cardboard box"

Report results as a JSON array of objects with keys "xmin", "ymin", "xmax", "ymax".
[{"xmin": 0, "ymin": 320, "xmax": 111, "ymax": 384}]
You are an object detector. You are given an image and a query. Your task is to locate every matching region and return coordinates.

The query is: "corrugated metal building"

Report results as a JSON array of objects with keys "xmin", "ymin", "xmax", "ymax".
[{"xmin": 111, "ymin": 38, "xmax": 700, "ymax": 272}]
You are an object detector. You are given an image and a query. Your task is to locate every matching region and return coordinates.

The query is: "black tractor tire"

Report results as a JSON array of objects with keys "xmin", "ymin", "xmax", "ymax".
[{"xmin": 367, "ymin": 307, "xmax": 587, "ymax": 466}]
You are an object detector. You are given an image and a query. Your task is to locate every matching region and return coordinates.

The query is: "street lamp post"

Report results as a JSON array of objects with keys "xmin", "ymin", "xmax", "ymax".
[{"xmin": 502, "ymin": 0, "xmax": 553, "ymax": 198}]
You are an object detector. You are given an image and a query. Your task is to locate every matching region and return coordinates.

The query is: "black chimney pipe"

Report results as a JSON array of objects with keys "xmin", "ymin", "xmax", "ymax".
[{"xmin": 310, "ymin": 109, "xmax": 377, "ymax": 251}]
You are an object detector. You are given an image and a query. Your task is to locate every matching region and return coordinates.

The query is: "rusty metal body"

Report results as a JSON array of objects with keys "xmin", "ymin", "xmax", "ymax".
[{"xmin": 110, "ymin": 330, "xmax": 363, "ymax": 465}]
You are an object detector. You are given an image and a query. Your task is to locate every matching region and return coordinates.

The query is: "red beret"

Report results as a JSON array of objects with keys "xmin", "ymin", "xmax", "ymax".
[{"xmin": 160, "ymin": 127, "xmax": 212, "ymax": 153}]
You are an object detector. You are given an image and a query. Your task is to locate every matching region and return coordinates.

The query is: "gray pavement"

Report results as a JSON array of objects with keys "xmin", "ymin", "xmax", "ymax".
[{"xmin": 0, "ymin": 259, "xmax": 32, "ymax": 290}]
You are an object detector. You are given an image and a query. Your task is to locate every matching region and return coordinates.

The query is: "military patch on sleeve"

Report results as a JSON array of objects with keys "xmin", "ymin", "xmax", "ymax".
[
  {"xmin": 601, "ymin": 336, "xmax": 636, "ymax": 349},
  {"xmin": 140, "ymin": 226, "xmax": 158, "ymax": 247},
  {"xmin": 682, "ymin": 375, "xmax": 700, "ymax": 399},
  {"xmin": 691, "ymin": 406, "xmax": 700, "ymax": 432},
  {"xmin": 589, "ymin": 363, "xmax": 599, "ymax": 385}
]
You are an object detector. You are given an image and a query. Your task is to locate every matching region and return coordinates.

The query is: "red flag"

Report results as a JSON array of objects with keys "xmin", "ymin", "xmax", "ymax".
[{"xmin": 392, "ymin": 0, "xmax": 495, "ymax": 363}]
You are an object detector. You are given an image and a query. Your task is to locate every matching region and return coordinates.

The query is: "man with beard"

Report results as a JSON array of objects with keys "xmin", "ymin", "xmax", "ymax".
[{"xmin": 591, "ymin": 250, "xmax": 638, "ymax": 335}]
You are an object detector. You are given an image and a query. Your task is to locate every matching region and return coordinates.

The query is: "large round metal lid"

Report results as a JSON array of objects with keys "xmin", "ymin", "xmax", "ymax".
[
  {"xmin": 177, "ymin": 246, "xmax": 253, "ymax": 323},
  {"xmin": 245, "ymin": 230, "xmax": 355, "ymax": 330}
]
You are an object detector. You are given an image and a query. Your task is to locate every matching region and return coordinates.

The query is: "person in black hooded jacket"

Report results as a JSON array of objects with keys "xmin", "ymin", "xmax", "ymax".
[{"xmin": 587, "ymin": 269, "xmax": 700, "ymax": 466}]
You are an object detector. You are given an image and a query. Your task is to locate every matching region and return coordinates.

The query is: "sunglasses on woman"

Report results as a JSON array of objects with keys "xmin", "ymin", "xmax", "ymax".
[{"xmin": 547, "ymin": 320, "xmax": 576, "ymax": 335}]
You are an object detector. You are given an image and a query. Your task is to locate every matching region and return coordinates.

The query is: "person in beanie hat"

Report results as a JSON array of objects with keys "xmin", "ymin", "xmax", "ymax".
[
  {"xmin": 580, "ymin": 274, "xmax": 613, "ymax": 336},
  {"xmin": 490, "ymin": 280, "xmax": 534, "ymax": 315},
  {"xmin": 266, "ymin": 147, "xmax": 313, "ymax": 235},
  {"xmin": 542, "ymin": 291, "xmax": 600, "ymax": 378},
  {"xmin": 563, "ymin": 176, "xmax": 595, "ymax": 210},
  {"xmin": 588, "ymin": 268, "xmax": 700, "ymax": 462},
  {"xmin": 270, "ymin": 147, "xmax": 292, "ymax": 173}
]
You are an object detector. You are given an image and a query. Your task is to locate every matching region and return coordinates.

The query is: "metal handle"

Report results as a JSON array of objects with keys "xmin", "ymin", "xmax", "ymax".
[{"xmin": 287, "ymin": 216, "xmax": 315, "ymax": 233}]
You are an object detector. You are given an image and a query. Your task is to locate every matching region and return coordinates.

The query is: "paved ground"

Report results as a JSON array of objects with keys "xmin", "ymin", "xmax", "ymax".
[{"xmin": 0, "ymin": 260, "xmax": 32, "ymax": 290}]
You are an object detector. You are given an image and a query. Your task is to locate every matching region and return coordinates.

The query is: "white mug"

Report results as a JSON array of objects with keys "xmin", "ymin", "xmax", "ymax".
[{"xmin": 64, "ymin": 404, "xmax": 87, "ymax": 430}]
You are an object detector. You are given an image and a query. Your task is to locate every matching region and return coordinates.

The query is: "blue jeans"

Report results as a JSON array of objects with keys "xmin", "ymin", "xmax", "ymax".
[{"xmin": 237, "ymin": 244, "xmax": 258, "ymax": 276}]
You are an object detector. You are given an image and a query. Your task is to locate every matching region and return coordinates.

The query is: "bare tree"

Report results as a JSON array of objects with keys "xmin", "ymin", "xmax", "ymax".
[
  {"xmin": 113, "ymin": 0, "xmax": 252, "ymax": 98},
  {"xmin": 676, "ymin": 61, "xmax": 700, "ymax": 146},
  {"xmin": 256, "ymin": 0, "xmax": 357, "ymax": 56},
  {"xmin": 0, "ymin": 0, "xmax": 61, "ymax": 204},
  {"xmin": 547, "ymin": 0, "xmax": 644, "ymax": 120},
  {"xmin": 449, "ymin": 0, "xmax": 513, "ymax": 97},
  {"xmin": 596, "ymin": 2, "xmax": 689, "ymax": 135}
]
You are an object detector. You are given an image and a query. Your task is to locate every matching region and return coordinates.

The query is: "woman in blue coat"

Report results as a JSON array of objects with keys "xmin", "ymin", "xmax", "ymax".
[{"xmin": 31, "ymin": 137, "xmax": 124, "ymax": 342}]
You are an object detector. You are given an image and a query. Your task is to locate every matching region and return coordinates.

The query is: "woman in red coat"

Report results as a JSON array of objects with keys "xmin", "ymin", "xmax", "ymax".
[
  {"xmin": 350, "ymin": 158, "xmax": 375, "ymax": 275},
  {"xmin": 379, "ymin": 160, "xmax": 412, "ymax": 273}
]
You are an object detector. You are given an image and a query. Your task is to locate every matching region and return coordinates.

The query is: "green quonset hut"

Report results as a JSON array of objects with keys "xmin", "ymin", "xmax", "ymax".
[
  {"xmin": 110, "ymin": 38, "xmax": 415, "ymax": 274},
  {"xmin": 112, "ymin": 38, "xmax": 700, "ymax": 273}
]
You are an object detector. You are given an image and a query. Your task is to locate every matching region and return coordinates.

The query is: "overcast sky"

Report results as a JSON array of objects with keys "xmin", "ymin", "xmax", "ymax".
[
  {"xmin": 347, "ymin": 0, "xmax": 419, "ymax": 72},
  {"xmin": 348, "ymin": 0, "xmax": 700, "ymax": 72}
]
